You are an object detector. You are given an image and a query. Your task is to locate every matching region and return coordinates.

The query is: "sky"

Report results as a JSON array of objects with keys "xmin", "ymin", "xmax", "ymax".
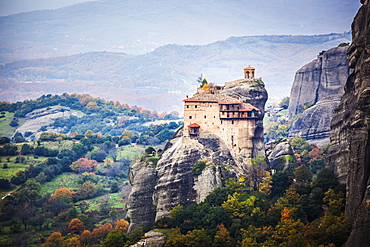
[{"xmin": 0, "ymin": 0, "xmax": 96, "ymax": 16}]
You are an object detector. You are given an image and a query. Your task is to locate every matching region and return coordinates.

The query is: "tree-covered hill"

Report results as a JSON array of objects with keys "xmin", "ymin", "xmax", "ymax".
[{"xmin": 0, "ymin": 93, "xmax": 182, "ymax": 143}]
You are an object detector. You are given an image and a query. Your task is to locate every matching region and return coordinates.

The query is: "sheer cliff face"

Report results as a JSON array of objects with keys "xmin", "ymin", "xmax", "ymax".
[
  {"xmin": 127, "ymin": 82, "xmax": 267, "ymax": 232},
  {"xmin": 289, "ymin": 96, "xmax": 342, "ymax": 146},
  {"xmin": 287, "ymin": 46, "xmax": 349, "ymax": 145},
  {"xmin": 287, "ymin": 46, "xmax": 349, "ymax": 120},
  {"xmin": 327, "ymin": 1, "xmax": 370, "ymax": 246}
]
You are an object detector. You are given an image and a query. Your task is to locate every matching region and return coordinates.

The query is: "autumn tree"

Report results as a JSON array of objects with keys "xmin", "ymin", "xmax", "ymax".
[
  {"xmin": 68, "ymin": 218, "xmax": 84, "ymax": 233},
  {"xmin": 114, "ymin": 219, "xmax": 129, "ymax": 232},
  {"xmin": 53, "ymin": 187, "xmax": 74, "ymax": 203},
  {"xmin": 67, "ymin": 236, "xmax": 81, "ymax": 247},
  {"xmin": 43, "ymin": 232, "xmax": 66, "ymax": 247},
  {"xmin": 80, "ymin": 230, "xmax": 93, "ymax": 246},
  {"xmin": 86, "ymin": 101, "xmax": 100, "ymax": 111},
  {"xmin": 70, "ymin": 158, "xmax": 98, "ymax": 174},
  {"xmin": 92, "ymin": 223, "xmax": 113, "ymax": 242},
  {"xmin": 212, "ymin": 224, "xmax": 235, "ymax": 247}
]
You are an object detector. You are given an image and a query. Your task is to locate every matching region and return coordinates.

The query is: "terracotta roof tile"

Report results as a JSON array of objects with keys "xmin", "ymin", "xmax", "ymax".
[{"xmin": 188, "ymin": 123, "xmax": 200, "ymax": 127}]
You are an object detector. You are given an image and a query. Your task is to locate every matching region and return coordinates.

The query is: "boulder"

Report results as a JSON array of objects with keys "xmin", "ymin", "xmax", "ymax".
[{"xmin": 266, "ymin": 140, "xmax": 295, "ymax": 172}]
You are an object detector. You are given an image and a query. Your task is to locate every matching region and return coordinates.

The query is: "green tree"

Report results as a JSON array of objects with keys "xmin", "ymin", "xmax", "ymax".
[
  {"xmin": 279, "ymin": 96, "xmax": 290, "ymax": 109},
  {"xmin": 101, "ymin": 230, "xmax": 128, "ymax": 247},
  {"xmin": 77, "ymin": 181, "xmax": 97, "ymax": 200},
  {"xmin": 184, "ymin": 229, "xmax": 212, "ymax": 247},
  {"xmin": 192, "ymin": 161, "xmax": 206, "ymax": 175},
  {"xmin": 129, "ymin": 227, "xmax": 144, "ymax": 243},
  {"xmin": 294, "ymin": 165, "xmax": 313, "ymax": 182},
  {"xmin": 270, "ymin": 171, "xmax": 293, "ymax": 198}
]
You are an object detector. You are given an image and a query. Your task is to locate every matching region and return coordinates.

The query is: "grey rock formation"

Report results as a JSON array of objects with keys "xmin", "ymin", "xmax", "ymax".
[
  {"xmin": 288, "ymin": 96, "xmax": 341, "ymax": 146},
  {"xmin": 154, "ymin": 131, "xmax": 237, "ymax": 221},
  {"xmin": 127, "ymin": 128, "xmax": 237, "ymax": 232},
  {"xmin": 127, "ymin": 80, "xmax": 267, "ymax": 232},
  {"xmin": 126, "ymin": 161, "xmax": 157, "ymax": 233},
  {"xmin": 327, "ymin": 1, "xmax": 370, "ymax": 246},
  {"xmin": 286, "ymin": 46, "xmax": 350, "ymax": 145},
  {"xmin": 266, "ymin": 140, "xmax": 295, "ymax": 172},
  {"xmin": 287, "ymin": 46, "xmax": 349, "ymax": 120},
  {"xmin": 129, "ymin": 230, "xmax": 166, "ymax": 247},
  {"xmin": 15, "ymin": 106, "xmax": 81, "ymax": 140}
]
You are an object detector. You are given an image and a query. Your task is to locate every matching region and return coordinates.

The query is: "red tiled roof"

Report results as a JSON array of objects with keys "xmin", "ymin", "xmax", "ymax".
[
  {"xmin": 244, "ymin": 66, "xmax": 255, "ymax": 70},
  {"xmin": 184, "ymin": 94, "xmax": 240, "ymax": 103},
  {"xmin": 188, "ymin": 123, "xmax": 200, "ymax": 128},
  {"xmin": 239, "ymin": 103, "xmax": 260, "ymax": 111}
]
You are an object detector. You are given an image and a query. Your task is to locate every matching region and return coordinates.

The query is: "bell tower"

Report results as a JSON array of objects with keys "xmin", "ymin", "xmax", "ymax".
[{"xmin": 244, "ymin": 66, "xmax": 255, "ymax": 79}]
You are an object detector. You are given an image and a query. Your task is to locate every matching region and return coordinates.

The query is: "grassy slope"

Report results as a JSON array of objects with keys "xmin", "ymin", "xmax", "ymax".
[{"xmin": 0, "ymin": 112, "xmax": 26, "ymax": 137}]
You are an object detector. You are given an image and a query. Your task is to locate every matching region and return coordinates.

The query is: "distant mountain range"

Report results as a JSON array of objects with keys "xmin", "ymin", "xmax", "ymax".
[
  {"xmin": 0, "ymin": 33, "xmax": 351, "ymax": 112},
  {"xmin": 0, "ymin": 0, "xmax": 359, "ymax": 63}
]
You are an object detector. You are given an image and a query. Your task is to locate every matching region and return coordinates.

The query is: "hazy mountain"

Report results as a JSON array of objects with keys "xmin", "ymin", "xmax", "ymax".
[
  {"xmin": 0, "ymin": 0, "xmax": 359, "ymax": 63},
  {"xmin": 0, "ymin": 33, "xmax": 351, "ymax": 112}
]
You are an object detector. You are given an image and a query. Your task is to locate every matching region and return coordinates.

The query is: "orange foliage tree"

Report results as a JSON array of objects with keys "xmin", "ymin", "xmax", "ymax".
[
  {"xmin": 80, "ymin": 230, "xmax": 93, "ymax": 246},
  {"xmin": 114, "ymin": 219, "xmax": 129, "ymax": 233},
  {"xmin": 43, "ymin": 232, "xmax": 66, "ymax": 247},
  {"xmin": 67, "ymin": 236, "xmax": 81, "ymax": 247},
  {"xmin": 68, "ymin": 218, "xmax": 84, "ymax": 233},
  {"xmin": 92, "ymin": 223, "xmax": 113, "ymax": 242},
  {"xmin": 70, "ymin": 158, "xmax": 98, "ymax": 173},
  {"xmin": 52, "ymin": 188, "xmax": 74, "ymax": 203}
]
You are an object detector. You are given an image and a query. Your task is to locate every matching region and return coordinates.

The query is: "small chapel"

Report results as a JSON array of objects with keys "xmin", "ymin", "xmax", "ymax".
[{"xmin": 183, "ymin": 66, "xmax": 261, "ymax": 152}]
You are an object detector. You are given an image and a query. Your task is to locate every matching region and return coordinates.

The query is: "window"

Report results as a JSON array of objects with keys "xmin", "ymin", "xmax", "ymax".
[
  {"xmin": 221, "ymin": 121, "xmax": 223, "ymax": 124},
  {"xmin": 204, "ymin": 115, "xmax": 206, "ymax": 118},
  {"xmin": 186, "ymin": 105, "xmax": 189, "ymax": 108},
  {"xmin": 195, "ymin": 105, "xmax": 198, "ymax": 108},
  {"xmin": 232, "ymin": 120, "xmax": 234, "ymax": 124},
  {"xmin": 189, "ymin": 116, "xmax": 192, "ymax": 119},
  {"xmin": 214, "ymin": 116, "xmax": 216, "ymax": 118}
]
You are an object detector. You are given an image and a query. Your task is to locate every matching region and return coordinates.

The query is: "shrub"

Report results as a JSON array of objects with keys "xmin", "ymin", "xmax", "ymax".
[{"xmin": 192, "ymin": 161, "xmax": 207, "ymax": 176}]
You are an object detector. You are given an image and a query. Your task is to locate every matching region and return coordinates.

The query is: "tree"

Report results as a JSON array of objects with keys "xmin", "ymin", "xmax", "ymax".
[
  {"xmin": 145, "ymin": 146, "xmax": 156, "ymax": 155},
  {"xmin": 213, "ymin": 224, "xmax": 235, "ymax": 247},
  {"xmin": 270, "ymin": 171, "xmax": 293, "ymax": 198},
  {"xmin": 53, "ymin": 188, "xmax": 74, "ymax": 203},
  {"xmin": 279, "ymin": 97, "xmax": 290, "ymax": 109},
  {"xmin": 129, "ymin": 227, "xmax": 144, "ymax": 243},
  {"xmin": 294, "ymin": 165, "xmax": 313, "ymax": 182},
  {"xmin": 248, "ymin": 156, "xmax": 269, "ymax": 190},
  {"xmin": 92, "ymin": 223, "xmax": 113, "ymax": 242},
  {"xmin": 43, "ymin": 232, "xmax": 66, "ymax": 247},
  {"xmin": 114, "ymin": 219, "xmax": 129, "ymax": 232},
  {"xmin": 68, "ymin": 218, "xmax": 84, "ymax": 233},
  {"xmin": 77, "ymin": 181, "xmax": 97, "ymax": 200},
  {"xmin": 101, "ymin": 230, "xmax": 128, "ymax": 247},
  {"xmin": 21, "ymin": 144, "xmax": 33, "ymax": 155},
  {"xmin": 184, "ymin": 229, "xmax": 212, "ymax": 247},
  {"xmin": 80, "ymin": 230, "xmax": 93, "ymax": 246},
  {"xmin": 67, "ymin": 237, "xmax": 81, "ymax": 247},
  {"xmin": 70, "ymin": 158, "xmax": 98, "ymax": 173}
]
